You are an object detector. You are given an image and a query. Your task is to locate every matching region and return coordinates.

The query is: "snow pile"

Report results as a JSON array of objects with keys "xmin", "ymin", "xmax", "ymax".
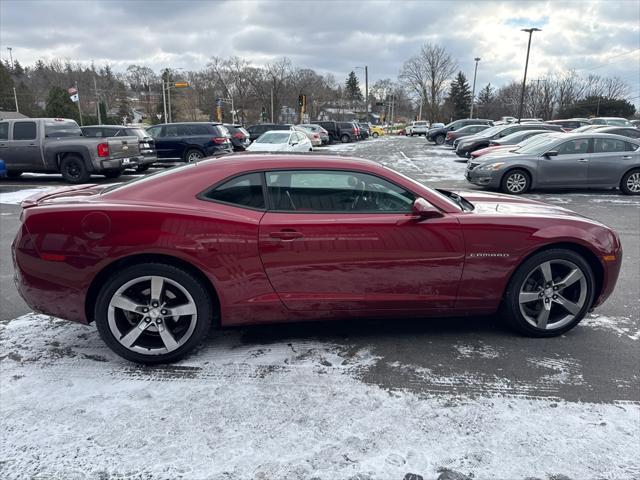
[{"xmin": 1, "ymin": 313, "xmax": 639, "ymax": 479}]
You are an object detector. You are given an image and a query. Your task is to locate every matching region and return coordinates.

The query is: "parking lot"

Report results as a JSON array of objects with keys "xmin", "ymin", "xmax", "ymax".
[{"xmin": 1, "ymin": 136, "xmax": 639, "ymax": 479}]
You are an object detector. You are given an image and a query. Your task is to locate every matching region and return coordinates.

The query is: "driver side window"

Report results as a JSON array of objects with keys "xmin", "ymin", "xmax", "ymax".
[
  {"xmin": 556, "ymin": 139, "xmax": 589, "ymax": 155},
  {"xmin": 266, "ymin": 170, "xmax": 415, "ymax": 213}
]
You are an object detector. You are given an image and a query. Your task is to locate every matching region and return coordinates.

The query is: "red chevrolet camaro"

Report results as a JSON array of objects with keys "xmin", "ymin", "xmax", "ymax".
[{"xmin": 12, "ymin": 155, "xmax": 622, "ymax": 363}]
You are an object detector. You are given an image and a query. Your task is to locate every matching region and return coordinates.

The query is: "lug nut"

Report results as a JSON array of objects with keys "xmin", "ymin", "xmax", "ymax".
[
  {"xmin": 142, "ymin": 307, "xmax": 149, "ymax": 313},
  {"xmin": 545, "ymin": 299, "xmax": 550, "ymax": 303},
  {"xmin": 144, "ymin": 317, "xmax": 151, "ymax": 323},
  {"xmin": 161, "ymin": 309, "xmax": 167, "ymax": 315},
  {"xmin": 553, "ymin": 286, "xmax": 558, "ymax": 291},
  {"xmin": 152, "ymin": 302, "xmax": 159, "ymax": 307},
  {"xmin": 156, "ymin": 318, "xmax": 163, "ymax": 324},
  {"xmin": 553, "ymin": 295, "xmax": 558, "ymax": 299}
]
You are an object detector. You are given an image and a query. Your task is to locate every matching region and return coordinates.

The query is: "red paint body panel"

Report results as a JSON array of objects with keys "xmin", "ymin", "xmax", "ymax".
[{"xmin": 12, "ymin": 155, "xmax": 622, "ymax": 328}]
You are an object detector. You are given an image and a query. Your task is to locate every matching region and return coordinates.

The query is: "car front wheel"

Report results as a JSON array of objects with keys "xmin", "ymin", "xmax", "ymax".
[
  {"xmin": 341, "ymin": 134, "xmax": 350, "ymax": 143},
  {"xmin": 501, "ymin": 169, "xmax": 531, "ymax": 194},
  {"xmin": 95, "ymin": 263, "xmax": 214, "ymax": 364},
  {"xmin": 503, "ymin": 249, "xmax": 595, "ymax": 337},
  {"xmin": 434, "ymin": 134, "xmax": 445, "ymax": 145}
]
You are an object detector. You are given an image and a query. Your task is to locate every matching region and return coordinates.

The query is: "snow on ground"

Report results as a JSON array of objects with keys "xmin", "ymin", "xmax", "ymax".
[
  {"xmin": 0, "ymin": 187, "xmax": 54, "ymax": 205},
  {"xmin": 582, "ymin": 313, "xmax": 640, "ymax": 341},
  {"xmin": 1, "ymin": 313, "xmax": 638, "ymax": 480}
]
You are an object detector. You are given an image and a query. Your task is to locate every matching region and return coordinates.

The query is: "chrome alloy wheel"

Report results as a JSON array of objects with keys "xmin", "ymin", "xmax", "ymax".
[
  {"xmin": 518, "ymin": 259, "xmax": 587, "ymax": 330},
  {"xmin": 107, "ymin": 275, "xmax": 198, "ymax": 355},
  {"xmin": 626, "ymin": 172, "xmax": 640, "ymax": 193},
  {"xmin": 505, "ymin": 172, "xmax": 527, "ymax": 193}
]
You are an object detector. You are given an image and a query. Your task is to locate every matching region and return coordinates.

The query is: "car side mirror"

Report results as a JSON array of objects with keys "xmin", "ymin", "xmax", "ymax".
[
  {"xmin": 291, "ymin": 142, "xmax": 298, "ymax": 146},
  {"xmin": 411, "ymin": 198, "xmax": 442, "ymax": 219},
  {"xmin": 545, "ymin": 150, "xmax": 558, "ymax": 157}
]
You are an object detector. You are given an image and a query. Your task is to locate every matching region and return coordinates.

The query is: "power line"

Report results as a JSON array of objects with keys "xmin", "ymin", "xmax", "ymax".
[{"xmin": 572, "ymin": 48, "xmax": 640, "ymax": 73}]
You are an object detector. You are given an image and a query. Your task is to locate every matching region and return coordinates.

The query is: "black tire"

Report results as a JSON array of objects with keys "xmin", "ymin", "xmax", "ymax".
[
  {"xmin": 103, "ymin": 169, "xmax": 123, "ymax": 179},
  {"xmin": 341, "ymin": 134, "xmax": 350, "ymax": 143},
  {"xmin": 183, "ymin": 149, "xmax": 203, "ymax": 162},
  {"xmin": 500, "ymin": 169, "xmax": 531, "ymax": 195},
  {"xmin": 136, "ymin": 164, "xmax": 151, "ymax": 172},
  {"xmin": 434, "ymin": 134, "xmax": 445, "ymax": 145},
  {"xmin": 94, "ymin": 262, "xmax": 214, "ymax": 364},
  {"xmin": 620, "ymin": 168, "xmax": 640, "ymax": 195},
  {"xmin": 60, "ymin": 155, "xmax": 90, "ymax": 184},
  {"xmin": 502, "ymin": 249, "xmax": 595, "ymax": 337},
  {"xmin": 6, "ymin": 171, "xmax": 23, "ymax": 178},
  {"xmin": 372, "ymin": 132, "xmax": 379, "ymax": 138}
]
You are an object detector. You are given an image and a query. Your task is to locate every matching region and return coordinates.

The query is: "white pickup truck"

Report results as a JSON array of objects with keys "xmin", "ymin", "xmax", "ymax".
[{"xmin": 0, "ymin": 118, "xmax": 140, "ymax": 183}]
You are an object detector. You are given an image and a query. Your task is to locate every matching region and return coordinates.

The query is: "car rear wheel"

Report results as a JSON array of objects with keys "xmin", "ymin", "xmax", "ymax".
[
  {"xmin": 434, "ymin": 134, "xmax": 445, "ymax": 145},
  {"xmin": 6, "ymin": 171, "xmax": 23, "ymax": 178},
  {"xmin": 620, "ymin": 169, "xmax": 640, "ymax": 195},
  {"xmin": 60, "ymin": 155, "xmax": 90, "ymax": 184},
  {"xmin": 184, "ymin": 149, "xmax": 203, "ymax": 162},
  {"xmin": 503, "ymin": 249, "xmax": 595, "ymax": 337},
  {"xmin": 95, "ymin": 263, "xmax": 214, "ymax": 364},
  {"xmin": 341, "ymin": 134, "xmax": 350, "ymax": 143},
  {"xmin": 372, "ymin": 132, "xmax": 379, "ymax": 138},
  {"xmin": 136, "ymin": 164, "xmax": 151, "ymax": 172},
  {"xmin": 501, "ymin": 169, "xmax": 530, "ymax": 194}
]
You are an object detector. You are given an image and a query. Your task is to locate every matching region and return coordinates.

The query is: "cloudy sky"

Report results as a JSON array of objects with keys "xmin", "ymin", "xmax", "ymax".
[{"xmin": 1, "ymin": 0, "xmax": 639, "ymax": 101}]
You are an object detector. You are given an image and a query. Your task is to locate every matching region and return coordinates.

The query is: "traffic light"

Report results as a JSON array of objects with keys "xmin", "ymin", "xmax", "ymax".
[
  {"xmin": 375, "ymin": 101, "xmax": 386, "ymax": 106},
  {"xmin": 298, "ymin": 94, "xmax": 306, "ymax": 108}
]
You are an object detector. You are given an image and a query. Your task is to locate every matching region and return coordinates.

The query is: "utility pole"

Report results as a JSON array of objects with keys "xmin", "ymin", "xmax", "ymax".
[
  {"xmin": 6, "ymin": 47, "xmax": 13, "ymax": 67},
  {"xmin": 93, "ymin": 76, "xmax": 101, "ymax": 124},
  {"xmin": 75, "ymin": 82, "xmax": 83, "ymax": 126},
  {"xmin": 470, "ymin": 57, "xmax": 481, "ymax": 118},
  {"xmin": 167, "ymin": 77, "xmax": 172, "ymax": 123},
  {"xmin": 270, "ymin": 87, "xmax": 274, "ymax": 123},
  {"xmin": 13, "ymin": 87, "xmax": 19, "ymax": 112},
  {"xmin": 364, "ymin": 66, "xmax": 368, "ymax": 122},
  {"xmin": 162, "ymin": 79, "xmax": 168, "ymax": 123},
  {"xmin": 517, "ymin": 28, "xmax": 541, "ymax": 123}
]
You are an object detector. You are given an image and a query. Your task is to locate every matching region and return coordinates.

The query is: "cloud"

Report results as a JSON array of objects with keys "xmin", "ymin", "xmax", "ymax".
[{"xmin": 0, "ymin": 0, "xmax": 638, "ymax": 103}]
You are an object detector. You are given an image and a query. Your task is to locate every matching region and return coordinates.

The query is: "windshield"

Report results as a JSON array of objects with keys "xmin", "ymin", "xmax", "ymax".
[
  {"xmin": 472, "ymin": 125, "xmax": 504, "ymax": 138},
  {"xmin": 256, "ymin": 132, "xmax": 290, "ymax": 144},
  {"xmin": 45, "ymin": 120, "xmax": 82, "ymax": 137},
  {"xmin": 383, "ymin": 165, "xmax": 463, "ymax": 211},
  {"xmin": 512, "ymin": 134, "xmax": 557, "ymax": 154}
]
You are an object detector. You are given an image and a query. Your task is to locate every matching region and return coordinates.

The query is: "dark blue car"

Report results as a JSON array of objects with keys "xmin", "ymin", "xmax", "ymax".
[
  {"xmin": 146, "ymin": 122, "xmax": 232, "ymax": 162},
  {"xmin": 0, "ymin": 159, "xmax": 6, "ymax": 178}
]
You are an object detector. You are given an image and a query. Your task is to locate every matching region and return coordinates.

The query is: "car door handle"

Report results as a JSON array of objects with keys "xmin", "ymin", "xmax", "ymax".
[
  {"xmin": 269, "ymin": 230, "xmax": 304, "ymax": 240},
  {"xmin": 577, "ymin": 158, "xmax": 588, "ymax": 163}
]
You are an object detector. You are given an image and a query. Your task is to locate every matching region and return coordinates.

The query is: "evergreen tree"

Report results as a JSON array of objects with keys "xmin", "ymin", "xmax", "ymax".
[
  {"xmin": 115, "ymin": 82, "xmax": 131, "ymax": 123},
  {"xmin": 476, "ymin": 83, "xmax": 495, "ymax": 118},
  {"xmin": 0, "ymin": 63, "xmax": 16, "ymax": 110},
  {"xmin": 345, "ymin": 71, "xmax": 363, "ymax": 102},
  {"xmin": 45, "ymin": 86, "xmax": 79, "ymax": 121},
  {"xmin": 447, "ymin": 71, "xmax": 472, "ymax": 119},
  {"xmin": 15, "ymin": 82, "xmax": 42, "ymax": 117},
  {"xmin": 12, "ymin": 60, "xmax": 24, "ymax": 77}
]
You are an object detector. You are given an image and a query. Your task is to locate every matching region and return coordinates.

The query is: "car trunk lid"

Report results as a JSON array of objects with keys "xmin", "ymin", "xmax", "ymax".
[{"xmin": 21, "ymin": 184, "xmax": 107, "ymax": 208}]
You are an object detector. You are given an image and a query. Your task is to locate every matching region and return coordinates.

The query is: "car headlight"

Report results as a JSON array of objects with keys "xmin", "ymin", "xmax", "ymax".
[{"xmin": 480, "ymin": 162, "xmax": 506, "ymax": 171}]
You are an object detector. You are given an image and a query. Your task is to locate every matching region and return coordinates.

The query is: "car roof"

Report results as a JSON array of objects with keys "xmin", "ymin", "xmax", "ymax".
[{"xmin": 201, "ymin": 153, "xmax": 378, "ymax": 169}]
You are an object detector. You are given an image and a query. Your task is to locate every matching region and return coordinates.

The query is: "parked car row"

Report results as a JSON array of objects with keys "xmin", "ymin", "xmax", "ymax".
[{"xmin": 465, "ymin": 131, "xmax": 640, "ymax": 196}]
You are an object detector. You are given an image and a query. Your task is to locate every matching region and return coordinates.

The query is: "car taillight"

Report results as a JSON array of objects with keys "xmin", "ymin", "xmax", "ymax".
[
  {"xmin": 97, "ymin": 143, "xmax": 109, "ymax": 157},
  {"xmin": 313, "ymin": 133, "xmax": 319, "ymax": 138},
  {"xmin": 446, "ymin": 132, "xmax": 453, "ymax": 139},
  {"xmin": 233, "ymin": 132, "xmax": 244, "ymax": 139},
  {"xmin": 212, "ymin": 137, "xmax": 227, "ymax": 144}
]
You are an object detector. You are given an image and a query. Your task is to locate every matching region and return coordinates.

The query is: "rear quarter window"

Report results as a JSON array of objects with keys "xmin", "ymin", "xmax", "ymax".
[{"xmin": 201, "ymin": 172, "xmax": 265, "ymax": 210}]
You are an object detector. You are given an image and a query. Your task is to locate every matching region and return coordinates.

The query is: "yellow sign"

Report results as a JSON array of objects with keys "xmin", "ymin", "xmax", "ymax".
[{"xmin": 174, "ymin": 82, "xmax": 189, "ymax": 88}]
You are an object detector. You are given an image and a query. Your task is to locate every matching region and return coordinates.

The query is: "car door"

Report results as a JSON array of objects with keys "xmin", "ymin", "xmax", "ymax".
[
  {"xmin": 158, "ymin": 125, "xmax": 182, "ymax": 159},
  {"xmin": 0, "ymin": 122, "xmax": 9, "ymax": 159},
  {"xmin": 538, "ymin": 138, "xmax": 590, "ymax": 187},
  {"xmin": 589, "ymin": 137, "xmax": 638, "ymax": 186},
  {"xmin": 258, "ymin": 170, "xmax": 465, "ymax": 312},
  {"xmin": 295, "ymin": 132, "xmax": 309, "ymax": 151},
  {"xmin": 6, "ymin": 121, "xmax": 41, "ymax": 169},
  {"xmin": 146, "ymin": 126, "xmax": 168, "ymax": 158}
]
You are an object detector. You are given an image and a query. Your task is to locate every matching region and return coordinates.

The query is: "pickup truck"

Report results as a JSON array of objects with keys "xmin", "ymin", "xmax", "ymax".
[{"xmin": 0, "ymin": 118, "xmax": 140, "ymax": 183}]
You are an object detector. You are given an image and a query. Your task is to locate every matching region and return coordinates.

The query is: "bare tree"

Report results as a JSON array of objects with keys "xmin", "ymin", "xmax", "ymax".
[{"xmin": 400, "ymin": 43, "xmax": 457, "ymax": 123}]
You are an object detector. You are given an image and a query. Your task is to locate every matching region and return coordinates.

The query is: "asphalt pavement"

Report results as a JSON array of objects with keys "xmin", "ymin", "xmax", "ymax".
[{"xmin": 1, "ymin": 136, "xmax": 638, "ymax": 480}]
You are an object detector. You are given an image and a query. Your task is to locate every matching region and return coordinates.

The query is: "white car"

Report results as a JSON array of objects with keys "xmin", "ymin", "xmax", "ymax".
[
  {"xmin": 293, "ymin": 125, "xmax": 322, "ymax": 146},
  {"xmin": 246, "ymin": 130, "xmax": 313, "ymax": 152},
  {"xmin": 406, "ymin": 120, "xmax": 430, "ymax": 136}
]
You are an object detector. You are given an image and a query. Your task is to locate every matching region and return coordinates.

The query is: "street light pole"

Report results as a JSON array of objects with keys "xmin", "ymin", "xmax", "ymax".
[
  {"xmin": 469, "ymin": 57, "xmax": 481, "ymax": 119},
  {"xmin": 517, "ymin": 28, "xmax": 541, "ymax": 123},
  {"xmin": 162, "ymin": 79, "xmax": 168, "ymax": 123},
  {"xmin": 6, "ymin": 47, "xmax": 13, "ymax": 67}
]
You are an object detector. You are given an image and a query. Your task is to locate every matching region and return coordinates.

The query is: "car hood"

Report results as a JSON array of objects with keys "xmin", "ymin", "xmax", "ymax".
[{"xmin": 453, "ymin": 190, "xmax": 594, "ymax": 220}]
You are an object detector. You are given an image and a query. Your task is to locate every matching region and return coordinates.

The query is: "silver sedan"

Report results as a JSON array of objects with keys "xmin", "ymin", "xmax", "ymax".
[{"xmin": 465, "ymin": 132, "xmax": 640, "ymax": 195}]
